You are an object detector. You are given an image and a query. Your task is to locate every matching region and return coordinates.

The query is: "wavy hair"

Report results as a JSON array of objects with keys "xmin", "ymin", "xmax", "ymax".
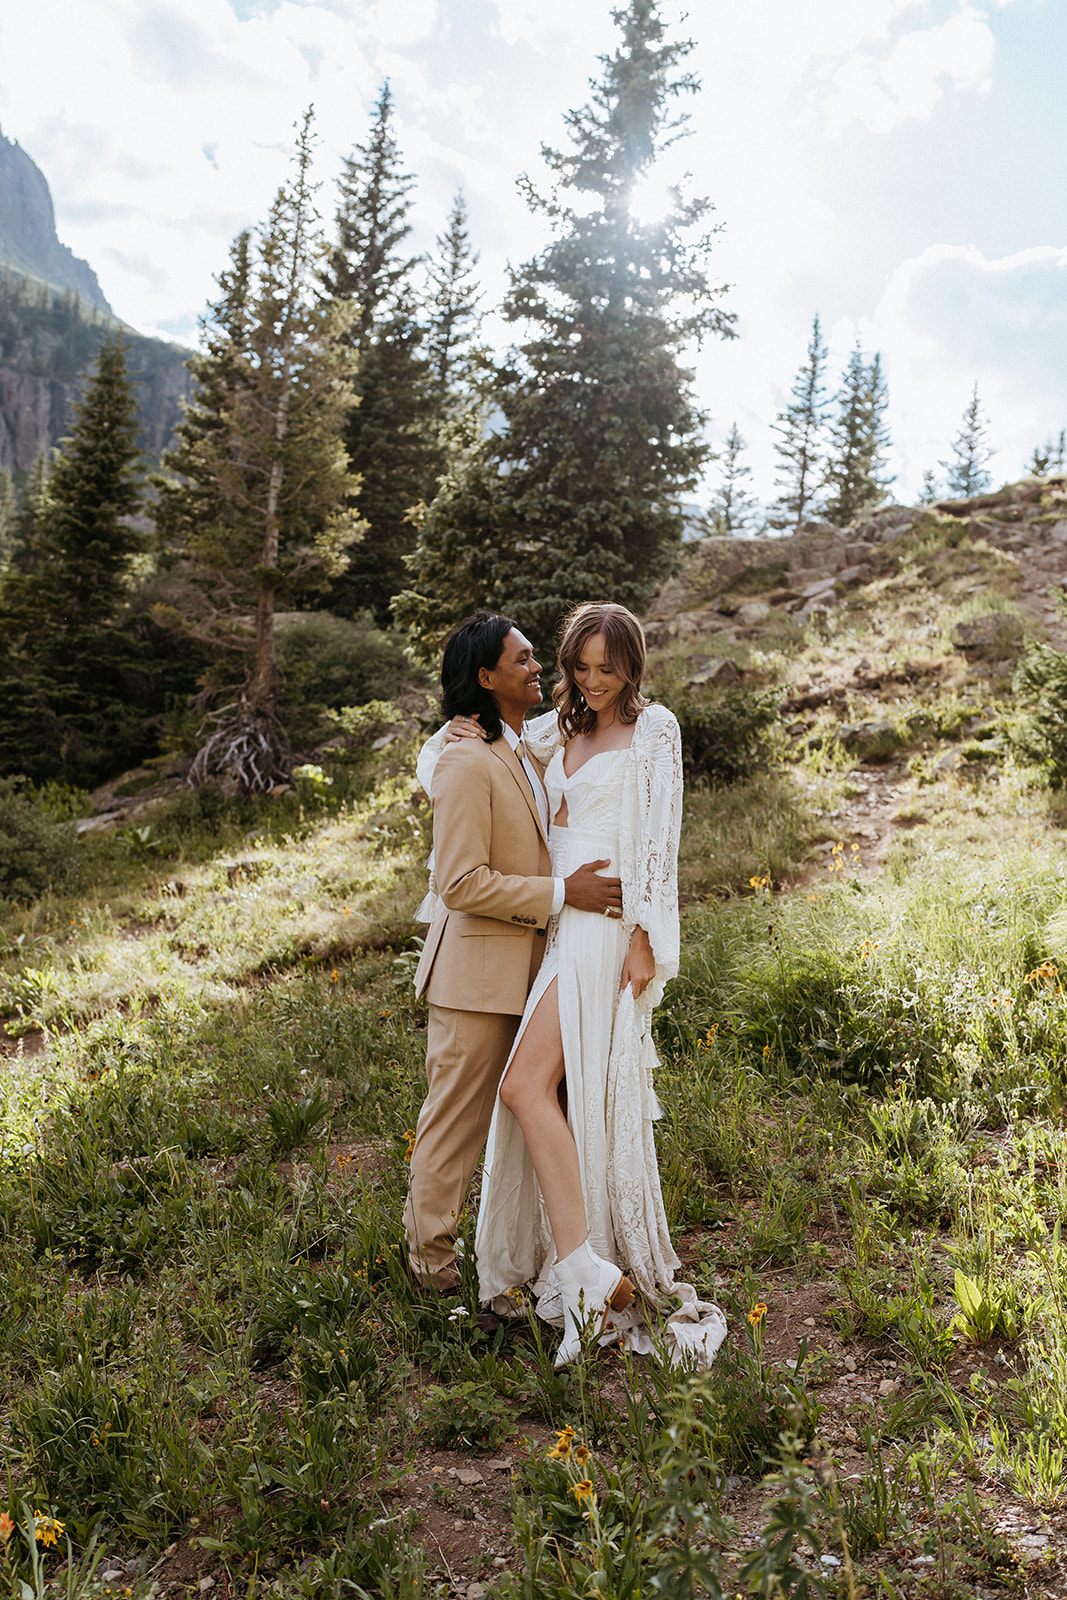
[
  {"xmin": 439, "ymin": 611, "xmax": 517, "ymax": 744},
  {"xmin": 553, "ymin": 603, "xmax": 648, "ymax": 741}
]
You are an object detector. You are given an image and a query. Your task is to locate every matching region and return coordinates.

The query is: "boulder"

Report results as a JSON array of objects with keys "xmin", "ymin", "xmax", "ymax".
[
  {"xmin": 686, "ymin": 657, "xmax": 742, "ymax": 686},
  {"xmin": 736, "ymin": 599, "xmax": 771, "ymax": 626},
  {"xmin": 836, "ymin": 721, "xmax": 902, "ymax": 761},
  {"xmin": 950, "ymin": 613, "xmax": 1023, "ymax": 658},
  {"xmin": 800, "ymin": 576, "xmax": 837, "ymax": 600}
]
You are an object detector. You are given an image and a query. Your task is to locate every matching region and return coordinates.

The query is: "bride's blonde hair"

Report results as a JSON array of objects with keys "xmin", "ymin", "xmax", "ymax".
[{"xmin": 553, "ymin": 602, "xmax": 648, "ymax": 740}]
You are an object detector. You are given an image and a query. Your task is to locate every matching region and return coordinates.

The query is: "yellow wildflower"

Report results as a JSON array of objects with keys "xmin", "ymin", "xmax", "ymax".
[
  {"xmin": 574, "ymin": 1445, "xmax": 590, "ymax": 1466},
  {"xmin": 747, "ymin": 1302, "xmax": 768, "ymax": 1327},
  {"xmin": 403, "ymin": 1128, "xmax": 416, "ymax": 1160},
  {"xmin": 335, "ymin": 1152, "xmax": 351, "ymax": 1169},
  {"xmin": 570, "ymin": 1478, "xmax": 596, "ymax": 1509},
  {"xmin": 330, "ymin": 970, "xmax": 340, "ymax": 983},
  {"xmin": 33, "ymin": 1512, "xmax": 65, "ymax": 1548},
  {"xmin": 547, "ymin": 1426, "xmax": 575, "ymax": 1460}
]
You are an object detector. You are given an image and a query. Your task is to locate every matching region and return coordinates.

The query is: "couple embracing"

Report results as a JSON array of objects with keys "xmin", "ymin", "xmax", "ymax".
[{"xmin": 403, "ymin": 602, "xmax": 726, "ymax": 1369}]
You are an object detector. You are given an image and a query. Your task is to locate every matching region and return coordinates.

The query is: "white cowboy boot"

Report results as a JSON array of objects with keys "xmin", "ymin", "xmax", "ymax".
[{"xmin": 553, "ymin": 1238, "xmax": 633, "ymax": 1369}]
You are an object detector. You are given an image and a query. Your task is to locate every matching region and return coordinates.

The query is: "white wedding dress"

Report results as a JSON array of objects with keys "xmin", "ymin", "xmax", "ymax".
[{"xmin": 466, "ymin": 703, "xmax": 727, "ymax": 1367}]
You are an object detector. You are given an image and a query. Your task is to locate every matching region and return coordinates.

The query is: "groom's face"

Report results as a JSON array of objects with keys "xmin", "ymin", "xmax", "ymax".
[{"xmin": 479, "ymin": 629, "xmax": 543, "ymax": 721}]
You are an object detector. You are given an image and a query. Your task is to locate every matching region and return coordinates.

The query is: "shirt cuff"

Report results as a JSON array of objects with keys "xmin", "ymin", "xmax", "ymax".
[{"xmin": 550, "ymin": 877, "xmax": 565, "ymax": 917}]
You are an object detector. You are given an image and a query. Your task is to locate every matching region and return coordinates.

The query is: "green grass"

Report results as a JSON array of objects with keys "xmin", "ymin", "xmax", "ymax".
[{"xmin": 6, "ymin": 515, "xmax": 1067, "ymax": 1595}]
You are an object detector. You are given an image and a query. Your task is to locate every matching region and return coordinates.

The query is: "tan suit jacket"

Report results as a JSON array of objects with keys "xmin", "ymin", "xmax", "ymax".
[{"xmin": 414, "ymin": 734, "xmax": 555, "ymax": 1014}]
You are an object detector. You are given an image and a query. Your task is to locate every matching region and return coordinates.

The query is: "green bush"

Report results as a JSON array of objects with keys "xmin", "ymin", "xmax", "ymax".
[
  {"xmin": 1012, "ymin": 636, "xmax": 1067, "ymax": 786},
  {"xmin": 0, "ymin": 776, "xmax": 82, "ymax": 902},
  {"xmin": 669, "ymin": 688, "xmax": 782, "ymax": 785},
  {"xmin": 276, "ymin": 612, "xmax": 414, "ymax": 718}
]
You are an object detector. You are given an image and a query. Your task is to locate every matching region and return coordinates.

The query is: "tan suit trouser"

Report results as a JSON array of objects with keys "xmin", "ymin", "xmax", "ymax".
[{"xmin": 402, "ymin": 1005, "xmax": 520, "ymax": 1291}]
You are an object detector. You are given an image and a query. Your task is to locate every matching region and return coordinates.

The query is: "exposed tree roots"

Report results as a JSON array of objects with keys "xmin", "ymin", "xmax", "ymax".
[{"xmin": 188, "ymin": 700, "xmax": 292, "ymax": 794}]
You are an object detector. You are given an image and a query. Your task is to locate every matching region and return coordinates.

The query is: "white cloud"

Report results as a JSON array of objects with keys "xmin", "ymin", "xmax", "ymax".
[
  {"xmin": 871, "ymin": 244, "xmax": 1067, "ymax": 492},
  {"xmin": 817, "ymin": 6, "xmax": 996, "ymax": 135}
]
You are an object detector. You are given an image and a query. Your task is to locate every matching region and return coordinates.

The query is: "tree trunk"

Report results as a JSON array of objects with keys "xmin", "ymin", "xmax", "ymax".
[{"xmin": 246, "ymin": 361, "xmax": 291, "ymax": 718}]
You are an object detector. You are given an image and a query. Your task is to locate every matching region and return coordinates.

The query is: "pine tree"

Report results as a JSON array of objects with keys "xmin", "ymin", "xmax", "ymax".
[
  {"xmin": 153, "ymin": 111, "xmax": 363, "ymax": 791},
  {"xmin": 708, "ymin": 422, "xmax": 759, "ymax": 536},
  {"xmin": 1029, "ymin": 428, "xmax": 1065, "ymax": 478},
  {"xmin": 3, "ymin": 337, "xmax": 143, "ymax": 633},
  {"xmin": 0, "ymin": 468, "xmax": 15, "ymax": 566},
  {"xmin": 424, "ymin": 189, "xmax": 485, "ymax": 405},
  {"xmin": 823, "ymin": 344, "xmax": 892, "ymax": 526},
  {"xmin": 770, "ymin": 313, "xmax": 827, "ymax": 531},
  {"xmin": 0, "ymin": 338, "xmax": 150, "ymax": 781},
  {"xmin": 397, "ymin": 0, "xmax": 734, "ymax": 654},
  {"xmin": 942, "ymin": 383, "xmax": 992, "ymax": 498},
  {"xmin": 324, "ymin": 84, "xmax": 443, "ymax": 624},
  {"xmin": 8, "ymin": 451, "xmax": 50, "ymax": 574},
  {"xmin": 325, "ymin": 83, "xmax": 418, "ymax": 352},
  {"xmin": 918, "ymin": 468, "xmax": 940, "ymax": 504}
]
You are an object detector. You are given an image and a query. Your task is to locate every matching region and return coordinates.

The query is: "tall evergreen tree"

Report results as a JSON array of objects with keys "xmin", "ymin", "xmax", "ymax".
[
  {"xmin": 0, "ymin": 338, "xmax": 151, "ymax": 781},
  {"xmin": 708, "ymin": 422, "xmax": 758, "ymax": 536},
  {"xmin": 770, "ymin": 313, "xmax": 827, "ymax": 531},
  {"xmin": 942, "ymin": 383, "xmax": 992, "ymax": 498},
  {"xmin": 424, "ymin": 189, "xmax": 484, "ymax": 405},
  {"xmin": 397, "ymin": 0, "xmax": 734, "ymax": 654},
  {"xmin": 8, "ymin": 451, "xmax": 50, "ymax": 575},
  {"xmin": 3, "ymin": 338, "xmax": 143, "ymax": 633},
  {"xmin": 324, "ymin": 84, "xmax": 443, "ymax": 624},
  {"xmin": 0, "ymin": 468, "xmax": 14, "ymax": 566},
  {"xmin": 153, "ymin": 111, "xmax": 363, "ymax": 790},
  {"xmin": 823, "ymin": 344, "xmax": 892, "ymax": 526}
]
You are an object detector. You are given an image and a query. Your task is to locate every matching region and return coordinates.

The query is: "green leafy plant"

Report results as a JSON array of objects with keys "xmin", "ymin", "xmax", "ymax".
[
  {"xmin": 265, "ymin": 1085, "xmax": 332, "ymax": 1155},
  {"xmin": 952, "ymin": 1269, "xmax": 1032, "ymax": 1345},
  {"xmin": 419, "ymin": 1380, "xmax": 519, "ymax": 1451}
]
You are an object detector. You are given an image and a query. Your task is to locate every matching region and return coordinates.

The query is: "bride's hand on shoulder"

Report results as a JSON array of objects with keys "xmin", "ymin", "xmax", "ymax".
[
  {"xmin": 444, "ymin": 713, "xmax": 487, "ymax": 744},
  {"xmin": 621, "ymin": 926, "xmax": 656, "ymax": 1000}
]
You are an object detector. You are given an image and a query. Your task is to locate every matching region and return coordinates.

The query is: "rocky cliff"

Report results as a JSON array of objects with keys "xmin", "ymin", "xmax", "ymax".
[
  {"xmin": 0, "ymin": 130, "xmax": 190, "ymax": 468},
  {"xmin": 0, "ymin": 130, "xmax": 111, "ymax": 312}
]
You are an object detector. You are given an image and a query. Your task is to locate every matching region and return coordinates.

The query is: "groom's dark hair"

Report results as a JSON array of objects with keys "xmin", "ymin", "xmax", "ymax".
[{"xmin": 440, "ymin": 611, "xmax": 518, "ymax": 744}]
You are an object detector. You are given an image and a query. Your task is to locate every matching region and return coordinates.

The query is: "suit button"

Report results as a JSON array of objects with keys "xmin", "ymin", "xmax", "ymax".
[{"xmin": 536, "ymin": 928, "xmax": 545, "ymax": 937}]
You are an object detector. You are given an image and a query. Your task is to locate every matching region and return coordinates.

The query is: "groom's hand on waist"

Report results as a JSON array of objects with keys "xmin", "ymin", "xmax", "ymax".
[{"xmin": 564, "ymin": 860, "xmax": 623, "ymax": 916}]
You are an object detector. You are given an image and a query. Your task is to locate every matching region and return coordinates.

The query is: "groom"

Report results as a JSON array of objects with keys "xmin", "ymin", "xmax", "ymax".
[{"xmin": 403, "ymin": 611, "xmax": 623, "ymax": 1293}]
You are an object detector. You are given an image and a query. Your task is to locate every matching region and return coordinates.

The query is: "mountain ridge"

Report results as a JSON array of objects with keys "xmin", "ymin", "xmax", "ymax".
[
  {"xmin": 0, "ymin": 128, "xmax": 190, "ymax": 469},
  {"xmin": 0, "ymin": 129, "xmax": 112, "ymax": 313}
]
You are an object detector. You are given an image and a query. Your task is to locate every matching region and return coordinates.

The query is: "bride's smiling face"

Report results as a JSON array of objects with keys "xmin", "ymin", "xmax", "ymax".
[{"xmin": 573, "ymin": 632, "xmax": 623, "ymax": 718}]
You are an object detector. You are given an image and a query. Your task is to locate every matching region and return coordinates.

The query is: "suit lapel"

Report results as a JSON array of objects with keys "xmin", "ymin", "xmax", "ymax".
[{"xmin": 492, "ymin": 738, "xmax": 549, "ymax": 847}]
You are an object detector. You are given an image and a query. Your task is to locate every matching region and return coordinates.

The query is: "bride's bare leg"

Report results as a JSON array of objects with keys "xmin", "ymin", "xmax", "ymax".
[{"xmin": 498, "ymin": 979, "xmax": 587, "ymax": 1260}]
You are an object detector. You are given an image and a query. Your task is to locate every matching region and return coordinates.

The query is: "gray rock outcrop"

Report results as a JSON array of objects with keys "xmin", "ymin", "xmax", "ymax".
[{"xmin": 0, "ymin": 129, "xmax": 110, "ymax": 310}]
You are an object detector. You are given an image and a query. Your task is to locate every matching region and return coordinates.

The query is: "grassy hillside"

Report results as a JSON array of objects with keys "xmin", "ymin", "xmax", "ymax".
[{"xmin": 2, "ymin": 505, "xmax": 1067, "ymax": 1599}]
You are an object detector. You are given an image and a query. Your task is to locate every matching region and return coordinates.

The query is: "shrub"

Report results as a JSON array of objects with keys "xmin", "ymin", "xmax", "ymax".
[
  {"xmin": 0, "ymin": 776, "xmax": 82, "ymax": 902},
  {"xmin": 275, "ymin": 612, "xmax": 414, "ymax": 719},
  {"xmin": 669, "ymin": 688, "xmax": 782, "ymax": 785},
  {"xmin": 1012, "ymin": 636, "xmax": 1067, "ymax": 786}
]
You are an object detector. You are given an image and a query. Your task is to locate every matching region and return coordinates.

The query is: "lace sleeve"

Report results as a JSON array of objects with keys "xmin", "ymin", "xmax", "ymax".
[
  {"xmin": 521, "ymin": 708, "xmax": 563, "ymax": 764},
  {"xmin": 619, "ymin": 705, "xmax": 683, "ymax": 993}
]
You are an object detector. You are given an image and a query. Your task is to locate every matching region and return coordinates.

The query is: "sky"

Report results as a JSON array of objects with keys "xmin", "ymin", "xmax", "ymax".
[{"xmin": 2, "ymin": 0, "xmax": 1065, "ymax": 511}]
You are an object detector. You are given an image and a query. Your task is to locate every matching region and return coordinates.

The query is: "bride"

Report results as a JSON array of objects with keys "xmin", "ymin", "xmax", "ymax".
[{"xmin": 422, "ymin": 602, "xmax": 725, "ymax": 1368}]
